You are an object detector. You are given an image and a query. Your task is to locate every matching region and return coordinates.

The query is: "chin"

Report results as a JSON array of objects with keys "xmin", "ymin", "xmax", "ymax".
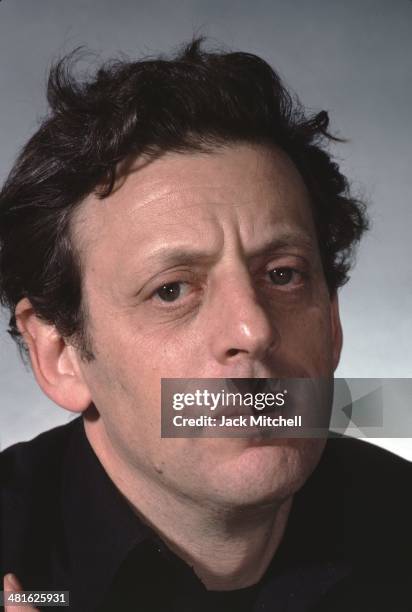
[{"xmin": 211, "ymin": 438, "xmax": 324, "ymax": 507}]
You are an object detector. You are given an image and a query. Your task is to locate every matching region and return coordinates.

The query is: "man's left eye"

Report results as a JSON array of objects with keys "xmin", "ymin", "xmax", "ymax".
[{"xmin": 268, "ymin": 267, "xmax": 299, "ymax": 286}]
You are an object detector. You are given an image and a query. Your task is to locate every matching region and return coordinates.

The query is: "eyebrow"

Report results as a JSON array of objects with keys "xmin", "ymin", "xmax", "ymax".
[
  {"xmin": 143, "ymin": 230, "xmax": 315, "ymax": 269},
  {"xmin": 143, "ymin": 247, "xmax": 219, "ymax": 269},
  {"xmin": 245, "ymin": 231, "xmax": 315, "ymax": 259}
]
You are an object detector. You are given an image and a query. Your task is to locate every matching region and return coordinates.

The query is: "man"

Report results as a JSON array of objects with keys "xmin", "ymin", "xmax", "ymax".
[{"xmin": 0, "ymin": 39, "xmax": 410, "ymax": 611}]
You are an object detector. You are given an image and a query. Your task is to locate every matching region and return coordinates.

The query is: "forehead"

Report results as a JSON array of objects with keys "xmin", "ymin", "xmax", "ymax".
[{"xmin": 71, "ymin": 144, "xmax": 317, "ymax": 280}]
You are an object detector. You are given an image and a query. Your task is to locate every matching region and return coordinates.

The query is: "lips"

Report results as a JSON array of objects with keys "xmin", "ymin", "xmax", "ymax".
[
  {"xmin": 228, "ymin": 378, "xmax": 268, "ymax": 395},
  {"xmin": 210, "ymin": 378, "xmax": 284, "ymax": 419}
]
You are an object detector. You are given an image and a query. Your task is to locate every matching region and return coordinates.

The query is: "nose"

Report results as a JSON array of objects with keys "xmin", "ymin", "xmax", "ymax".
[{"xmin": 207, "ymin": 267, "xmax": 280, "ymax": 367}]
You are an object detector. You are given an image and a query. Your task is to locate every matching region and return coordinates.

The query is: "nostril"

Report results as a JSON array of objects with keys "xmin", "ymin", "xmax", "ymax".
[{"xmin": 227, "ymin": 348, "xmax": 239, "ymax": 357}]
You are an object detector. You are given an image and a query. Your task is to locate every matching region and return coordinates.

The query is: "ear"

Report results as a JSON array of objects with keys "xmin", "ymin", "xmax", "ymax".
[
  {"xmin": 15, "ymin": 298, "xmax": 92, "ymax": 413},
  {"xmin": 330, "ymin": 293, "xmax": 343, "ymax": 372}
]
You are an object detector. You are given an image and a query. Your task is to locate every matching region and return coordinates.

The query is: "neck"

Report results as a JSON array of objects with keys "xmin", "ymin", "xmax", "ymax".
[
  {"xmin": 160, "ymin": 496, "xmax": 293, "ymax": 590},
  {"xmin": 84, "ymin": 417, "xmax": 293, "ymax": 591}
]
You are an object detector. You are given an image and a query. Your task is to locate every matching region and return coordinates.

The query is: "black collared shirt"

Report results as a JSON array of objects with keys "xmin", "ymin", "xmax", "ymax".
[{"xmin": 1, "ymin": 416, "xmax": 411, "ymax": 611}]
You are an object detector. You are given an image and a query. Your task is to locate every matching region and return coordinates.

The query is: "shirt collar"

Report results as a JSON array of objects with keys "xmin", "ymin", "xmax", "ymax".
[{"xmin": 61, "ymin": 416, "xmax": 152, "ymax": 611}]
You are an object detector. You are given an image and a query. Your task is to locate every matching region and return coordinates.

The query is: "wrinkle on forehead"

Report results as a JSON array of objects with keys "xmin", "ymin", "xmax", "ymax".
[{"xmin": 69, "ymin": 143, "xmax": 315, "ymax": 271}]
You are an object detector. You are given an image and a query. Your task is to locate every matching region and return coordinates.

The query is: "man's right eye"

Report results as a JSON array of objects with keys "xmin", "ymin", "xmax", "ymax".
[{"xmin": 154, "ymin": 281, "xmax": 189, "ymax": 303}]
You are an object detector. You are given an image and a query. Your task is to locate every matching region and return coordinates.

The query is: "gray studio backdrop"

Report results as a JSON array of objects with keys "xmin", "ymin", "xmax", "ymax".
[{"xmin": 0, "ymin": 0, "xmax": 411, "ymax": 459}]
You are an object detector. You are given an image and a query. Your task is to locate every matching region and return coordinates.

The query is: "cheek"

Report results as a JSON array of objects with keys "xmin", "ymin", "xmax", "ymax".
[
  {"xmin": 90, "ymin": 301, "xmax": 195, "ymax": 379},
  {"xmin": 84, "ymin": 352, "xmax": 164, "ymax": 472},
  {"xmin": 277, "ymin": 301, "xmax": 334, "ymax": 373}
]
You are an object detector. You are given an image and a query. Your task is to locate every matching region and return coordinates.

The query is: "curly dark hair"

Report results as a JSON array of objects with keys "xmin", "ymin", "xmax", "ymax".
[{"xmin": 0, "ymin": 38, "xmax": 368, "ymax": 362}]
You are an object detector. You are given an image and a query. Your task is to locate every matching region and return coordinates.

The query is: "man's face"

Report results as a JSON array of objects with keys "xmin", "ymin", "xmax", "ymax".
[{"xmin": 73, "ymin": 143, "xmax": 341, "ymax": 508}]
